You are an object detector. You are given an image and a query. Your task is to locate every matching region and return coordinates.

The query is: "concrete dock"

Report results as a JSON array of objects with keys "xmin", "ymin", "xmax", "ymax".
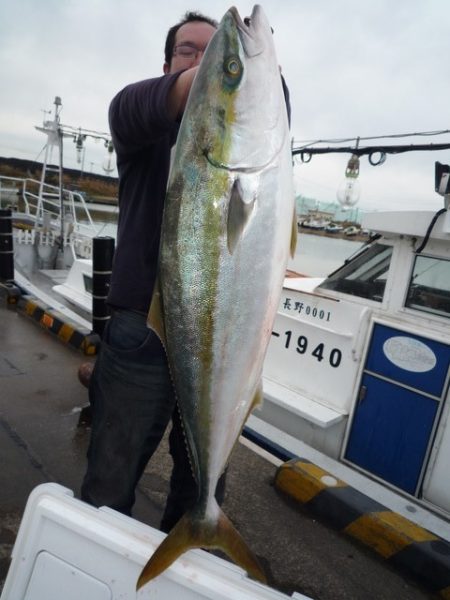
[{"xmin": 0, "ymin": 289, "xmax": 439, "ymax": 599}]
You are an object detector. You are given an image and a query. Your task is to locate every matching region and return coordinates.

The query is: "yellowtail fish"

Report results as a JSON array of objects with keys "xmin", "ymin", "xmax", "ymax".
[{"xmin": 138, "ymin": 4, "xmax": 297, "ymax": 589}]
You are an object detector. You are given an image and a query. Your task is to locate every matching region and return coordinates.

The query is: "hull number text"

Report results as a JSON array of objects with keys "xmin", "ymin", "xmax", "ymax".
[{"xmin": 272, "ymin": 330, "xmax": 342, "ymax": 368}]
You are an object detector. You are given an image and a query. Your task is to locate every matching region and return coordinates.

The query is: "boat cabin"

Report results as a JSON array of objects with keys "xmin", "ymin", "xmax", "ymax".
[{"xmin": 259, "ymin": 208, "xmax": 450, "ymax": 517}]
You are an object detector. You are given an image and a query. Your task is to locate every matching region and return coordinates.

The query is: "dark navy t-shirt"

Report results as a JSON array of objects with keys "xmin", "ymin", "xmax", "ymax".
[{"xmin": 107, "ymin": 72, "xmax": 183, "ymax": 313}]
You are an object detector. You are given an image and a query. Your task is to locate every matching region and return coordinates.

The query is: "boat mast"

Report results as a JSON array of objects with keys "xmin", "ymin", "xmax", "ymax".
[
  {"xmin": 35, "ymin": 97, "xmax": 114, "ymax": 265},
  {"xmin": 35, "ymin": 95, "xmax": 64, "ymax": 236}
]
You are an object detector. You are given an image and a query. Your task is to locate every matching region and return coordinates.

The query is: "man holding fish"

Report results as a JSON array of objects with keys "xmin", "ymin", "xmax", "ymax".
[
  {"xmin": 81, "ymin": 5, "xmax": 294, "ymax": 587},
  {"xmin": 81, "ymin": 9, "xmax": 223, "ymax": 532}
]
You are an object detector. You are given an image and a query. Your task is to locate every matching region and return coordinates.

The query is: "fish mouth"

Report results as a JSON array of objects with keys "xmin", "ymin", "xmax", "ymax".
[{"xmin": 227, "ymin": 5, "xmax": 267, "ymax": 57}]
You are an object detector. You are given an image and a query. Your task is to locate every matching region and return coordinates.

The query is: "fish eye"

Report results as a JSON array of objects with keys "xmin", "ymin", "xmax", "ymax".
[{"xmin": 224, "ymin": 56, "xmax": 241, "ymax": 77}]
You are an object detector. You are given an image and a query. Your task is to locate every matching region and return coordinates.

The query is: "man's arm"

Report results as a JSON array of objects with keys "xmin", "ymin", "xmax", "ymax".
[
  {"xmin": 109, "ymin": 71, "xmax": 193, "ymax": 156},
  {"xmin": 166, "ymin": 67, "xmax": 198, "ymax": 121}
]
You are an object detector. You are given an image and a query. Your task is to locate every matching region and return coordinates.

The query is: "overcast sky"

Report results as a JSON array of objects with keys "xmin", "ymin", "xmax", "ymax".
[{"xmin": 1, "ymin": 0, "xmax": 449, "ymax": 212}]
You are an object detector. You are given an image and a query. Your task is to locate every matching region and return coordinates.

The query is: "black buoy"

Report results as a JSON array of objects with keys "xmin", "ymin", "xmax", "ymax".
[{"xmin": 0, "ymin": 208, "xmax": 14, "ymax": 282}]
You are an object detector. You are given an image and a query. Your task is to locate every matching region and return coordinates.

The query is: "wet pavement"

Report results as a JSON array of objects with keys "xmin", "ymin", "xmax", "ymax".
[{"xmin": 0, "ymin": 297, "xmax": 438, "ymax": 599}]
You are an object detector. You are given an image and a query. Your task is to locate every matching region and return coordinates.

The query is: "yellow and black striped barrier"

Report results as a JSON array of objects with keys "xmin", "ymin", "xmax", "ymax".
[
  {"xmin": 275, "ymin": 459, "xmax": 450, "ymax": 599},
  {"xmin": 16, "ymin": 295, "xmax": 100, "ymax": 356}
]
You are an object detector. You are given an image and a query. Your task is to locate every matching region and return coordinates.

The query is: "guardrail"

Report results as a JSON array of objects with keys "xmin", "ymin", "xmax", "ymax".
[
  {"xmin": 0, "ymin": 175, "xmax": 100, "ymax": 259},
  {"xmin": 0, "ymin": 175, "xmax": 97, "ymax": 231}
]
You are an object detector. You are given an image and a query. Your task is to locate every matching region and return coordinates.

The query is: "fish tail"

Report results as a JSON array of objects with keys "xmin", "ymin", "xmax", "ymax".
[
  {"xmin": 136, "ymin": 505, "xmax": 267, "ymax": 590},
  {"xmin": 214, "ymin": 507, "xmax": 268, "ymax": 583}
]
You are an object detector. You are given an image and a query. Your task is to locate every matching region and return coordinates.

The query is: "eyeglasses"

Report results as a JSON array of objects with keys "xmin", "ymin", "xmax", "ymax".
[{"xmin": 172, "ymin": 43, "xmax": 206, "ymax": 60}]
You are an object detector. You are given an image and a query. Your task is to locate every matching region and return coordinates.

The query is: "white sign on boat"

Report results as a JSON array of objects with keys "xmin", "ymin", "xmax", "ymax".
[{"xmin": 383, "ymin": 336, "xmax": 437, "ymax": 372}]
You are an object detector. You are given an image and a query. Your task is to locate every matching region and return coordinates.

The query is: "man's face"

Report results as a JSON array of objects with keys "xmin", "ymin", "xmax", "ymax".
[{"xmin": 164, "ymin": 21, "xmax": 216, "ymax": 74}]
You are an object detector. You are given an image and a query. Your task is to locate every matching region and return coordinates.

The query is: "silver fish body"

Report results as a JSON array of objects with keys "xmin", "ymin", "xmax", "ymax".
[{"xmin": 138, "ymin": 4, "xmax": 296, "ymax": 588}]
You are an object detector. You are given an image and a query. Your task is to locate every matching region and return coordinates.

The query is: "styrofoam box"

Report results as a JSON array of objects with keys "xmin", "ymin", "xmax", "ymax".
[{"xmin": 1, "ymin": 483, "xmax": 311, "ymax": 600}]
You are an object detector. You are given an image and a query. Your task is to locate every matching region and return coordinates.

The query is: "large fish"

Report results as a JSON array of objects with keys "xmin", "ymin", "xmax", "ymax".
[{"xmin": 137, "ymin": 4, "xmax": 296, "ymax": 589}]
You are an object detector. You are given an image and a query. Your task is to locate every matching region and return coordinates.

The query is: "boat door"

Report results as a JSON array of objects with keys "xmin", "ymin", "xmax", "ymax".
[{"xmin": 344, "ymin": 323, "xmax": 450, "ymax": 495}]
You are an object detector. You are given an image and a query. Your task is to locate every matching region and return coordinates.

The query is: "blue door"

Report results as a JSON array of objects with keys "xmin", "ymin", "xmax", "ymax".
[{"xmin": 345, "ymin": 324, "xmax": 450, "ymax": 495}]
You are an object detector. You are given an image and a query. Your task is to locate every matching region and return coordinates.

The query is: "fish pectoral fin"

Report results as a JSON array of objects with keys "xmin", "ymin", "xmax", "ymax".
[
  {"xmin": 227, "ymin": 177, "xmax": 256, "ymax": 254},
  {"xmin": 147, "ymin": 276, "xmax": 167, "ymax": 348},
  {"xmin": 290, "ymin": 205, "xmax": 298, "ymax": 258},
  {"xmin": 136, "ymin": 504, "xmax": 267, "ymax": 590}
]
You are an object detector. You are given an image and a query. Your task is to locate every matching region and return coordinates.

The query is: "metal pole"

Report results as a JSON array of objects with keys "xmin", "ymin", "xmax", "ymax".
[
  {"xmin": 92, "ymin": 236, "xmax": 115, "ymax": 338},
  {"xmin": 58, "ymin": 127, "xmax": 64, "ymax": 243},
  {"xmin": 0, "ymin": 208, "xmax": 14, "ymax": 282}
]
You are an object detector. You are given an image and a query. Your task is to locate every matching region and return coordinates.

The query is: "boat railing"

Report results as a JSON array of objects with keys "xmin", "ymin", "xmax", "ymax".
[
  {"xmin": 1, "ymin": 175, "xmax": 97, "ymax": 230},
  {"xmin": 0, "ymin": 175, "xmax": 99, "ymax": 258}
]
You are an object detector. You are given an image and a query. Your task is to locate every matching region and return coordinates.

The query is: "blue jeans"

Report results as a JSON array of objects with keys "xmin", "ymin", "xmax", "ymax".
[{"xmin": 80, "ymin": 308, "xmax": 225, "ymax": 531}]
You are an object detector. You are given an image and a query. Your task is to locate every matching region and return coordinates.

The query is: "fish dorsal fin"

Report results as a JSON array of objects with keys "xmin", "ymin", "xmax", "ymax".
[
  {"xmin": 290, "ymin": 204, "xmax": 298, "ymax": 258},
  {"xmin": 227, "ymin": 177, "xmax": 257, "ymax": 254},
  {"xmin": 147, "ymin": 276, "xmax": 167, "ymax": 348}
]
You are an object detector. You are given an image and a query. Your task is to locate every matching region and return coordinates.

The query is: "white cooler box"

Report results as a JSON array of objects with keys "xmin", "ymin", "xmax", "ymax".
[{"xmin": 1, "ymin": 483, "xmax": 311, "ymax": 600}]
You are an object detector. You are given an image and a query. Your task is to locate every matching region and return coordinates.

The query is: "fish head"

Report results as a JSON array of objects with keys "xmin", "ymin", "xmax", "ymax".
[{"xmin": 187, "ymin": 4, "xmax": 288, "ymax": 174}]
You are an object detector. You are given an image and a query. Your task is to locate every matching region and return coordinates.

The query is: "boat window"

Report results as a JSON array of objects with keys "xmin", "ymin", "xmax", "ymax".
[
  {"xmin": 83, "ymin": 274, "xmax": 93, "ymax": 294},
  {"xmin": 405, "ymin": 255, "xmax": 450, "ymax": 319},
  {"xmin": 318, "ymin": 243, "xmax": 393, "ymax": 301}
]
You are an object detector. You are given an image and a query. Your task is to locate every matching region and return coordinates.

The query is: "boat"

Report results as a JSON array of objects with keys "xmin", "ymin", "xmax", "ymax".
[
  {"xmin": 343, "ymin": 225, "xmax": 360, "ymax": 236},
  {"xmin": 301, "ymin": 217, "xmax": 330, "ymax": 230},
  {"xmin": 248, "ymin": 198, "xmax": 450, "ymax": 519},
  {"xmin": 1, "ymin": 172, "xmax": 106, "ymax": 329},
  {"xmin": 0, "ymin": 98, "xmax": 116, "ymax": 324},
  {"xmin": 325, "ymin": 223, "xmax": 343, "ymax": 233}
]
